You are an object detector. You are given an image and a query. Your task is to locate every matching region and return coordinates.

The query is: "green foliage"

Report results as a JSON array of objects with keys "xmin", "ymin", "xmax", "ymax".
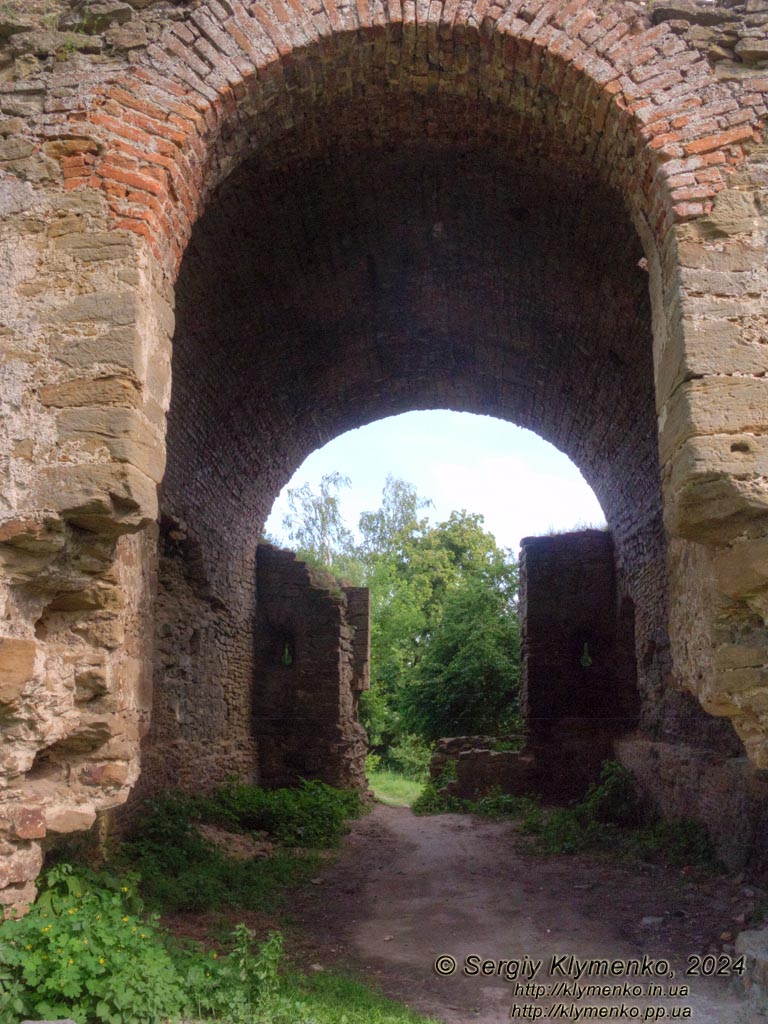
[
  {"xmin": 0, "ymin": 864, "xmax": 186, "ymax": 1024},
  {"xmin": 0, "ymin": 865, "xmax": 436, "ymax": 1024},
  {"xmin": 358, "ymin": 475, "xmax": 432, "ymax": 559},
  {"xmin": 177, "ymin": 925, "xmax": 288, "ymax": 1024},
  {"xmin": 579, "ymin": 760, "xmax": 642, "ymax": 827},
  {"xmin": 402, "ymin": 558, "xmax": 520, "ymax": 741},
  {"xmin": 363, "ymin": 496, "xmax": 521, "ymax": 752},
  {"xmin": 121, "ymin": 781, "xmax": 360, "ymax": 913},
  {"xmin": 214, "ymin": 778, "xmax": 362, "ymax": 847},
  {"xmin": 470, "ymin": 787, "xmax": 535, "ymax": 821},
  {"xmin": 619, "ymin": 820, "xmax": 723, "ymax": 871},
  {"xmin": 279, "ymin": 968, "xmax": 441, "ymax": 1023},
  {"xmin": 379, "ymin": 733, "xmax": 432, "ymax": 781},
  {"xmin": 275, "ymin": 471, "xmax": 521, "ymax": 759},
  {"xmin": 411, "ymin": 761, "xmax": 722, "ymax": 873},
  {"xmin": 282, "ymin": 472, "xmax": 362, "ymax": 580},
  {"xmin": 411, "ymin": 784, "xmax": 465, "ymax": 816}
]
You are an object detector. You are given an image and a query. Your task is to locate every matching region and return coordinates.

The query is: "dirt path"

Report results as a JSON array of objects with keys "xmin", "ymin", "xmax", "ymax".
[{"xmin": 292, "ymin": 804, "xmax": 757, "ymax": 1023}]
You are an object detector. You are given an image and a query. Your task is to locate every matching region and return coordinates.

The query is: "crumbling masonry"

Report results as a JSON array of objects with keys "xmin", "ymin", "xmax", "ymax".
[{"xmin": 1, "ymin": 0, "xmax": 768, "ymax": 912}]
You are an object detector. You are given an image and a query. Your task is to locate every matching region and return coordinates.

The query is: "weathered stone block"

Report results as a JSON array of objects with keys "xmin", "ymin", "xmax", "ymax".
[
  {"xmin": 41, "ymin": 376, "xmax": 141, "ymax": 408},
  {"xmin": 0, "ymin": 638, "xmax": 36, "ymax": 704},
  {"xmin": 698, "ymin": 190, "xmax": 762, "ymax": 237},
  {"xmin": 74, "ymin": 666, "xmax": 109, "ymax": 701},
  {"xmin": 51, "ymin": 291, "xmax": 137, "ymax": 327},
  {"xmin": 56, "ymin": 406, "xmax": 165, "ymax": 482},
  {"xmin": 81, "ymin": 762, "xmax": 129, "ymax": 787},
  {"xmin": 11, "ymin": 809, "xmax": 45, "ymax": 840},
  {"xmin": 49, "ymin": 326, "xmax": 143, "ymax": 372},
  {"xmin": 10, "ymin": 29, "xmax": 104, "ymax": 57},
  {"xmin": 60, "ymin": 2, "xmax": 134, "ymax": 34},
  {"xmin": 33, "ymin": 463, "xmax": 157, "ymax": 534},
  {"xmin": 54, "ymin": 231, "xmax": 133, "ymax": 263},
  {"xmin": 664, "ymin": 434, "xmax": 768, "ymax": 541},
  {"xmin": 0, "ymin": 844, "xmax": 43, "ymax": 886},
  {"xmin": 660, "ymin": 378, "xmax": 768, "ymax": 468},
  {"xmin": 45, "ymin": 805, "xmax": 96, "ymax": 834}
]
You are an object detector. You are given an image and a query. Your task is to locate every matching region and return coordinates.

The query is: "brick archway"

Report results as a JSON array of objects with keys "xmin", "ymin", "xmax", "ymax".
[{"xmin": 1, "ymin": 0, "xmax": 767, "ymax": 912}]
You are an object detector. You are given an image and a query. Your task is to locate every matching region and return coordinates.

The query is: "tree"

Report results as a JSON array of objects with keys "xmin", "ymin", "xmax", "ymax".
[
  {"xmin": 401, "ymin": 557, "xmax": 521, "ymax": 741},
  {"xmin": 358, "ymin": 475, "xmax": 432, "ymax": 560},
  {"xmin": 360, "ymin": 497, "xmax": 520, "ymax": 754},
  {"xmin": 281, "ymin": 472, "xmax": 362, "ymax": 579}
]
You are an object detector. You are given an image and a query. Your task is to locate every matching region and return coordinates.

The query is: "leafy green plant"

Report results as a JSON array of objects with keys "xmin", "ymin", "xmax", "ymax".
[
  {"xmin": 0, "ymin": 865, "xmax": 439, "ymax": 1024},
  {"xmin": 412, "ymin": 760, "xmax": 721, "ymax": 874},
  {"xmin": 0, "ymin": 864, "xmax": 186, "ymax": 1024},
  {"xmin": 620, "ymin": 820, "xmax": 722, "ymax": 871},
  {"xmin": 119, "ymin": 780, "xmax": 362, "ymax": 913},
  {"xmin": 380, "ymin": 734, "xmax": 432, "ymax": 781},
  {"xmin": 578, "ymin": 760, "xmax": 642, "ymax": 827},
  {"xmin": 214, "ymin": 778, "xmax": 362, "ymax": 847},
  {"xmin": 411, "ymin": 783, "xmax": 465, "ymax": 816},
  {"xmin": 471, "ymin": 787, "xmax": 535, "ymax": 821}
]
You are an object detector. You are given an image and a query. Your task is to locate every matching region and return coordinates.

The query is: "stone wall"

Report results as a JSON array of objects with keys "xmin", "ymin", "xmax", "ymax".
[
  {"xmin": 0, "ymin": 0, "xmax": 768, "ymax": 912},
  {"xmin": 253, "ymin": 544, "xmax": 368, "ymax": 792}
]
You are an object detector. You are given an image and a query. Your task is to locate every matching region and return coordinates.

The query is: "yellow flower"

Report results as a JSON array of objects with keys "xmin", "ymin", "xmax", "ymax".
[
  {"xmin": 69, "ymin": 958, "xmax": 74, "ymax": 965},
  {"xmin": 83, "ymin": 938, "xmax": 88, "ymax": 944},
  {"xmin": 140, "ymin": 933, "xmax": 146, "ymax": 939},
  {"xmin": 121, "ymin": 886, "xmax": 129, "ymax": 892},
  {"xmin": 24, "ymin": 944, "xmax": 31, "ymax": 950},
  {"xmin": 67, "ymin": 908, "xmax": 76, "ymax": 915},
  {"xmin": 211, "ymin": 951, "xmax": 218, "ymax": 959},
  {"xmin": 99, "ymin": 957, "xmax": 105, "ymax": 965},
  {"xmin": 122, "ymin": 916, "xmax": 129, "ymax": 922}
]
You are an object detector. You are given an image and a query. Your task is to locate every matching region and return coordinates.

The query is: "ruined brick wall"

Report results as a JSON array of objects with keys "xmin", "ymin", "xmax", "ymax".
[
  {"xmin": 1, "ymin": 0, "xmax": 768, "ymax": 911},
  {"xmin": 252, "ymin": 544, "xmax": 368, "ymax": 791},
  {"xmin": 519, "ymin": 531, "xmax": 641, "ymax": 801}
]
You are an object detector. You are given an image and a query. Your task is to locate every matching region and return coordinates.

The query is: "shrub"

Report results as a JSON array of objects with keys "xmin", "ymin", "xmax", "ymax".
[
  {"xmin": 214, "ymin": 778, "xmax": 362, "ymax": 847},
  {"xmin": 120, "ymin": 787, "xmax": 350, "ymax": 913},
  {"xmin": 471, "ymin": 787, "xmax": 535, "ymax": 821},
  {"xmin": 621, "ymin": 820, "xmax": 722, "ymax": 872},
  {"xmin": 411, "ymin": 784, "xmax": 465, "ymax": 816},
  {"xmin": 380, "ymin": 735, "xmax": 432, "ymax": 782},
  {"xmin": 0, "ymin": 864, "xmax": 186, "ymax": 1024},
  {"xmin": 578, "ymin": 760, "xmax": 642, "ymax": 827}
]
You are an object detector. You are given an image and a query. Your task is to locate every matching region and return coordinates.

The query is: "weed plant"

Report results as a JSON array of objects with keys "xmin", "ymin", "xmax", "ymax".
[
  {"xmin": 120, "ymin": 779, "xmax": 361, "ymax": 913},
  {"xmin": 412, "ymin": 761, "xmax": 722, "ymax": 873},
  {"xmin": 0, "ymin": 864, "xmax": 437, "ymax": 1024}
]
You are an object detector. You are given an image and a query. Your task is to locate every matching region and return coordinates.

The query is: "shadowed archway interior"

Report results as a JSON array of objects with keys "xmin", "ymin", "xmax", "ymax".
[{"xmin": 140, "ymin": 102, "xmax": 743, "ymax": 800}]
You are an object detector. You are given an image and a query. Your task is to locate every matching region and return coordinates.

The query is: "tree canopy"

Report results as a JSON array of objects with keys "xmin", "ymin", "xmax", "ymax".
[{"xmin": 278, "ymin": 472, "xmax": 521, "ymax": 765}]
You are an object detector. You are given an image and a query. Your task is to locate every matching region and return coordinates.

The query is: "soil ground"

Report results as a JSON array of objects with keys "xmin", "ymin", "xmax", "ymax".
[
  {"xmin": 291, "ymin": 805, "xmax": 757, "ymax": 1023},
  {"xmin": 164, "ymin": 803, "xmax": 765, "ymax": 1023}
]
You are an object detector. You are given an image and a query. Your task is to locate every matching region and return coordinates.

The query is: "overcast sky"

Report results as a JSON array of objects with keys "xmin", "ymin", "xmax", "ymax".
[{"xmin": 264, "ymin": 410, "xmax": 605, "ymax": 554}]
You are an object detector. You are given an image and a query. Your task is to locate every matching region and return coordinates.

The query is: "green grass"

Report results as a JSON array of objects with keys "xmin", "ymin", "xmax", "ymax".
[
  {"xmin": 280, "ymin": 970, "xmax": 440, "ymax": 1023},
  {"xmin": 115, "ymin": 781, "xmax": 363, "ymax": 914},
  {"xmin": 368, "ymin": 770, "xmax": 424, "ymax": 808}
]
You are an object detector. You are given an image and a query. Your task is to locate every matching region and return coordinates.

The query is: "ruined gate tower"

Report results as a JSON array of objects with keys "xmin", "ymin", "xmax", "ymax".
[{"xmin": 1, "ymin": 0, "xmax": 768, "ymax": 912}]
